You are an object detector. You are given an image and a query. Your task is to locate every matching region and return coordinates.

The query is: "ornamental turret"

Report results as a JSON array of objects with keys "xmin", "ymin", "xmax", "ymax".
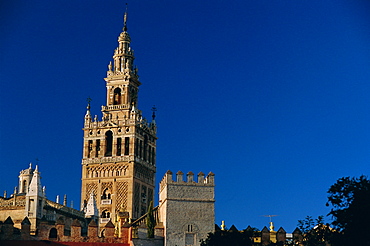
[
  {"xmin": 18, "ymin": 163, "xmax": 34, "ymax": 194},
  {"xmin": 25, "ymin": 165, "xmax": 45, "ymax": 233}
]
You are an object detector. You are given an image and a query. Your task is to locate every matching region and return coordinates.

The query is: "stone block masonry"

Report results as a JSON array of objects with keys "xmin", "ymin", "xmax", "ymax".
[{"xmin": 158, "ymin": 171, "xmax": 215, "ymax": 246}]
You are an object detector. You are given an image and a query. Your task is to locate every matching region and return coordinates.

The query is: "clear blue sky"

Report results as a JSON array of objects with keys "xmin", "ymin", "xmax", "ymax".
[{"xmin": 1, "ymin": 0, "xmax": 370, "ymax": 232}]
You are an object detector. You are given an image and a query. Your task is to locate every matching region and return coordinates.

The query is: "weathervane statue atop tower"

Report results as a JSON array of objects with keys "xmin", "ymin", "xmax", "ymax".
[{"xmin": 123, "ymin": 3, "xmax": 128, "ymax": 32}]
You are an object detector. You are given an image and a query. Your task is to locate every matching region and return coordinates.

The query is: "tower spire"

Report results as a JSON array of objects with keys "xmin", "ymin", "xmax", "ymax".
[
  {"xmin": 86, "ymin": 97, "xmax": 92, "ymax": 111},
  {"xmin": 85, "ymin": 97, "xmax": 92, "ymax": 122},
  {"xmin": 27, "ymin": 165, "xmax": 43, "ymax": 197}
]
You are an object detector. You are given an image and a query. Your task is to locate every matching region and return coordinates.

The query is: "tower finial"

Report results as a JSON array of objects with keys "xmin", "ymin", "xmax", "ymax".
[
  {"xmin": 221, "ymin": 220, "xmax": 226, "ymax": 230},
  {"xmin": 123, "ymin": 3, "xmax": 128, "ymax": 32},
  {"xmin": 263, "ymin": 215, "xmax": 278, "ymax": 231},
  {"xmin": 151, "ymin": 105, "xmax": 157, "ymax": 120},
  {"xmin": 86, "ymin": 97, "xmax": 92, "ymax": 111}
]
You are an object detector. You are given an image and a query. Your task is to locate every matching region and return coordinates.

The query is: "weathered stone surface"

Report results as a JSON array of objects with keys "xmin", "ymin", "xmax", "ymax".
[{"xmin": 159, "ymin": 171, "xmax": 215, "ymax": 246}]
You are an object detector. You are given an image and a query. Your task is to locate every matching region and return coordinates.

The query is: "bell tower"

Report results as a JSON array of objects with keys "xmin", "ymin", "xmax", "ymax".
[{"xmin": 80, "ymin": 11, "xmax": 157, "ymax": 227}]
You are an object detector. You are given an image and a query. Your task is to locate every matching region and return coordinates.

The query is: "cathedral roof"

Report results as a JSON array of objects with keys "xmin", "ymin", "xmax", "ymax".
[
  {"xmin": 88, "ymin": 219, "xmax": 98, "ymax": 227},
  {"xmin": 229, "ymin": 225, "xmax": 238, "ymax": 232},
  {"xmin": 293, "ymin": 227, "xmax": 302, "ymax": 234},
  {"xmin": 21, "ymin": 217, "xmax": 31, "ymax": 225},
  {"xmin": 4, "ymin": 216, "xmax": 14, "ymax": 225},
  {"xmin": 261, "ymin": 226, "xmax": 270, "ymax": 232},
  {"xmin": 56, "ymin": 217, "xmax": 65, "ymax": 225},
  {"xmin": 277, "ymin": 227, "xmax": 286, "ymax": 233},
  {"xmin": 105, "ymin": 220, "xmax": 115, "ymax": 228},
  {"xmin": 72, "ymin": 219, "xmax": 81, "ymax": 227}
]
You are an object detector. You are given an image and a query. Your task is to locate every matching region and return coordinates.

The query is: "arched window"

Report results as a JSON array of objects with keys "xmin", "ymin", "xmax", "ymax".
[
  {"xmin": 49, "ymin": 228, "xmax": 57, "ymax": 240},
  {"xmin": 22, "ymin": 180, "xmax": 27, "ymax": 193},
  {"xmin": 105, "ymin": 131, "xmax": 113, "ymax": 156},
  {"xmin": 113, "ymin": 88, "xmax": 122, "ymax": 105},
  {"xmin": 101, "ymin": 188, "xmax": 111, "ymax": 200},
  {"xmin": 101, "ymin": 210, "xmax": 110, "ymax": 218}
]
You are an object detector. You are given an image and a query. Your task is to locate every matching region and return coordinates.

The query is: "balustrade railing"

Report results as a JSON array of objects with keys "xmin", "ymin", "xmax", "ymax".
[{"xmin": 131, "ymin": 205, "xmax": 159, "ymax": 227}]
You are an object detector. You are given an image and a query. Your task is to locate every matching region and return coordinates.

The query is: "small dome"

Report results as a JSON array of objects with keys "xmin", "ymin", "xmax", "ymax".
[{"xmin": 118, "ymin": 31, "xmax": 131, "ymax": 42}]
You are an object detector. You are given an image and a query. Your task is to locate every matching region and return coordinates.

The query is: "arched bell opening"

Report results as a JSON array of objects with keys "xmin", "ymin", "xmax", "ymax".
[{"xmin": 113, "ymin": 88, "xmax": 122, "ymax": 105}]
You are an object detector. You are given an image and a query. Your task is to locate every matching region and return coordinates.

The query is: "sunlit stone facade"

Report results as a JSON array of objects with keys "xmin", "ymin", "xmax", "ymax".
[{"xmin": 80, "ymin": 14, "xmax": 157, "ymax": 228}]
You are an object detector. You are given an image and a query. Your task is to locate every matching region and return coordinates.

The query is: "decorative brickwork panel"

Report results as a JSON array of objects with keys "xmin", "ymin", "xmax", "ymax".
[
  {"xmin": 85, "ymin": 182, "xmax": 98, "ymax": 202},
  {"xmin": 101, "ymin": 182, "xmax": 113, "ymax": 194},
  {"xmin": 86, "ymin": 164, "xmax": 128, "ymax": 178},
  {"xmin": 115, "ymin": 181, "xmax": 128, "ymax": 212}
]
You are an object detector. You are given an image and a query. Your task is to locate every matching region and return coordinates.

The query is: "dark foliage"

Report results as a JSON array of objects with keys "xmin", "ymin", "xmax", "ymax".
[
  {"xmin": 146, "ymin": 201, "xmax": 156, "ymax": 238},
  {"xmin": 200, "ymin": 226, "xmax": 259, "ymax": 246},
  {"xmin": 297, "ymin": 216, "xmax": 331, "ymax": 246},
  {"xmin": 327, "ymin": 175, "xmax": 370, "ymax": 246}
]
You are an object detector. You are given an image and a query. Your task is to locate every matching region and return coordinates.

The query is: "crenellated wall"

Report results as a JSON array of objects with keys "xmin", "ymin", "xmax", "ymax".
[
  {"xmin": 158, "ymin": 170, "xmax": 215, "ymax": 246},
  {"xmin": 0, "ymin": 216, "xmax": 130, "ymax": 244}
]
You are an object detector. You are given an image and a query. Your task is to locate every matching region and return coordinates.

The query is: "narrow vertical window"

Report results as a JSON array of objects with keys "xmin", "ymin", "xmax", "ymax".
[
  {"xmin": 152, "ymin": 148, "xmax": 156, "ymax": 165},
  {"xmin": 124, "ymin": 137, "xmax": 130, "ymax": 155},
  {"xmin": 143, "ymin": 136, "xmax": 148, "ymax": 161},
  {"xmin": 22, "ymin": 180, "xmax": 27, "ymax": 193},
  {"xmin": 140, "ymin": 140, "xmax": 143, "ymax": 158},
  {"xmin": 148, "ymin": 146, "xmax": 152, "ymax": 164},
  {"xmin": 87, "ymin": 140, "xmax": 93, "ymax": 158},
  {"xmin": 105, "ymin": 131, "xmax": 113, "ymax": 157},
  {"xmin": 95, "ymin": 140, "xmax": 100, "ymax": 157},
  {"xmin": 188, "ymin": 224, "xmax": 193, "ymax": 232},
  {"xmin": 117, "ymin": 138, "xmax": 122, "ymax": 156},
  {"xmin": 135, "ymin": 139, "xmax": 138, "ymax": 157}
]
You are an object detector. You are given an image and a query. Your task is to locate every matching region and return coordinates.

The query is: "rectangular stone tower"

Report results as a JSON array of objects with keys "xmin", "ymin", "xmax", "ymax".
[{"xmin": 158, "ymin": 171, "xmax": 215, "ymax": 246}]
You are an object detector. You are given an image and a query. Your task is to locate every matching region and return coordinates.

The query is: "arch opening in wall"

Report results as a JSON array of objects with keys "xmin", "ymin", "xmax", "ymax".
[
  {"xmin": 101, "ymin": 188, "xmax": 111, "ymax": 200},
  {"xmin": 105, "ymin": 131, "xmax": 113, "ymax": 156},
  {"xmin": 49, "ymin": 228, "xmax": 58, "ymax": 240},
  {"xmin": 113, "ymin": 88, "xmax": 122, "ymax": 105},
  {"xmin": 101, "ymin": 210, "xmax": 110, "ymax": 218}
]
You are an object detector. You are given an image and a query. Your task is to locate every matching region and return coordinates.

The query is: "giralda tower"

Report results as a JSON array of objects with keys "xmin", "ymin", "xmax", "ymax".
[{"xmin": 80, "ymin": 11, "xmax": 157, "ymax": 226}]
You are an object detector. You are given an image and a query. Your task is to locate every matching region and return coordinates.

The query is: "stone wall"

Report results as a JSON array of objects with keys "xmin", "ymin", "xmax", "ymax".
[{"xmin": 159, "ymin": 170, "xmax": 215, "ymax": 246}]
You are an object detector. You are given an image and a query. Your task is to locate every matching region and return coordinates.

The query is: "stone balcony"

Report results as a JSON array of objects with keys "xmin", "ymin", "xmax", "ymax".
[{"xmin": 101, "ymin": 104, "xmax": 130, "ymax": 111}]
